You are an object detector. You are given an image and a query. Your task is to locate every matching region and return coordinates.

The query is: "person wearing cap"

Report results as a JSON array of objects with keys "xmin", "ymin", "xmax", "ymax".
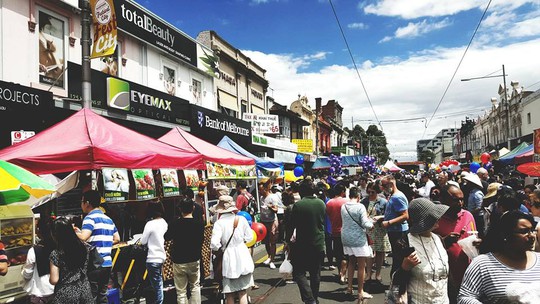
[
  {"xmin": 210, "ymin": 195, "xmax": 255, "ymax": 304},
  {"xmin": 463, "ymin": 174, "xmax": 486, "ymax": 238},
  {"xmin": 400, "ymin": 198, "xmax": 450, "ymax": 303},
  {"xmin": 433, "ymin": 184, "xmax": 476, "ymax": 303}
]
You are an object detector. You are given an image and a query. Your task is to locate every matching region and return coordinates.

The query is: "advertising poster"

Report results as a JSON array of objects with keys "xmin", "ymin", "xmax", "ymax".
[
  {"xmin": 160, "ymin": 168, "xmax": 179, "ymax": 197},
  {"xmin": 535, "ymin": 128, "xmax": 540, "ymax": 155},
  {"xmin": 90, "ymin": 0, "xmax": 117, "ymax": 58},
  {"xmin": 38, "ymin": 11, "xmax": 65, "ymax": 88},
  {"xmin": 132, "ymin": 169, "xmax": 156, "ymax": 200},
  {"xmin": 102, "ymin": 168, "xmax": 129, "ymax": 201},
  {"xmin": 184, "ymin": 170, "xmax": 200, "ymax": 188},
  {"xmin": 206, "ymin": 162, "xmax": 256, "ymax": 180}
]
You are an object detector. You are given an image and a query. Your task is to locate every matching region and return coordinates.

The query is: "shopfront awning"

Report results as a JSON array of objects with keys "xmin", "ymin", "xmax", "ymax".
[
  {"xmin": 218, "ymin": 91, "xmax": 239, "ymax": 112},
  {"xmin": 498, "ymin": 142, "xmax": 532, "ymax": 165}
]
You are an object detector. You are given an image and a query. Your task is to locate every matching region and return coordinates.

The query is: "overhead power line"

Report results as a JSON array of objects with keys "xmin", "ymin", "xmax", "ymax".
[
  {"xmin": 328, "ymin": 0, "xmax": 382, "ymax": 131},
  {"xmin": 422, "ymin": 0, "xmax": 493, "ymax": 138}
]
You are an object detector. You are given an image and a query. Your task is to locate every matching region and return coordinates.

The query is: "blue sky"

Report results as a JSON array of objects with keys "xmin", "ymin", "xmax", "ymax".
[{"xmin": 138, "ymin": 0, "xmax": 540, "ymax": 161}]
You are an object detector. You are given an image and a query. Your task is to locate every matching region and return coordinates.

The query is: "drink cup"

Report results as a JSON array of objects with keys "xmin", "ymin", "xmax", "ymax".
[{"xmin": 457, "ymin": 233, "xmax": 479, "ymax": 259}]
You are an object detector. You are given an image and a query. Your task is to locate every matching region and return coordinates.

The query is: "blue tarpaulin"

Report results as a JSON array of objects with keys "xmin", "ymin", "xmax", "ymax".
[{"xmin": 312, "ymin": 155, "xmax": 366, "ymax": 169}]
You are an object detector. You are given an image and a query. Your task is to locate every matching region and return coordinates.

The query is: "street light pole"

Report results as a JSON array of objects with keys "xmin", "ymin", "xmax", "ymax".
[{"xmin": 80, "ymin": 0, "xmax": 92, "ymax": 109}]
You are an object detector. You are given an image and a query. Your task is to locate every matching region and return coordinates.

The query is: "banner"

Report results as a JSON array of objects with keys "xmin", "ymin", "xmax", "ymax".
[
  {"xmin": 102, "ymin": 168, "xmax": 129, "ymax": 201},
  {"xmin": 160, "ymin": 168, "xmax": 179, "ymax": 197},
  {"xmin": 91, "ymin": 0, "xmax": 117, "ymax": 58},
  {"xmin": 132, "ymin": 169, "xmax": 155, "ymax": 200},
  {"xmin": 535, "ymin": 128, "xmax": 540, "ymax": 154},
  {"xmin": 184, "ymin": 170, "xmax": 200, "ymax": 188},
  {"xmin": 206, "ymin": 162, "xmax": 256, "ymax": 180},
  {"xmin": 242, "ymin": 113, "xmax": 279, "ymax": 134}
]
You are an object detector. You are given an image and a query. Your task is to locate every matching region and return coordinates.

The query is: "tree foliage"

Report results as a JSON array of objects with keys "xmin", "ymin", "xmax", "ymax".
[
  {"xmin": 345, "ymin": 124, "xmax": 390, "ymax": 164},
  {"xmin": 418, "ymin": 149, "xmax": 436, "ymax": 164}
]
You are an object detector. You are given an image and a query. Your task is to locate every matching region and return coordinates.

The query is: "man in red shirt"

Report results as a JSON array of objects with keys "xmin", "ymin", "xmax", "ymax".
[
  {"xmin": 325, "ymin": 183, "xmax": 349, "ymax": 284},
  {"xmin": 235, "ymin": 181, "xmax": 253, "ymax": 212},
  {"xmin": 433, "ymin": 184, "xmax": 476, "ymax": 303}
]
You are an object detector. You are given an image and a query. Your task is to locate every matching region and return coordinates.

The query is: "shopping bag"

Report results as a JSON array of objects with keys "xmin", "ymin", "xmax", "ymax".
[{"xmin": 279, "ymin": 253, "xmax": 293, "ymax": 274}]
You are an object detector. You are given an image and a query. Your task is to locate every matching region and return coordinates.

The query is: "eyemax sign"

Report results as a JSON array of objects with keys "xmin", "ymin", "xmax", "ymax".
[
  {"xmin": 68, "ymin": 62, "xmax": 190, "ymax": 126},
  {"xmin": 113, "ymin": 0, "xmax": 196, "ymax": 67}
]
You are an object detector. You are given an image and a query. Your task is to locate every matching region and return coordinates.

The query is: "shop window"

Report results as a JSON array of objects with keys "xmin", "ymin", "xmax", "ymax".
[
  {"xmin": 192, "ymin": 78, "xmax": 202, "ymax": 103},
  {"xmin": 38, "ymin": 9, "xmax": 67, "ymax": 89},
  {"xmin": 528, "ymin": 113, "xmax": 531, "ymax": 124},
  {"xmin": 241, "ymin": 101, "xmax": 248, "ymax": 116}
]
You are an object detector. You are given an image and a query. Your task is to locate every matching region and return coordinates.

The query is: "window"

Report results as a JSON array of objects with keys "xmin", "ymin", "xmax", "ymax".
[
  {"xmin": 528, "ymin": 113, "xmax": 531, "ymax": 124},
  {"xmin": 38, "ymin": 9, "xmax": 67, "ymax": 88},
  {"xmin": 192, "ymin": 78, "xmax": 202, "ymax": 103},
  {"xmin": 241, "ymin": 101, "xmax": 248, "ymax": 117}
]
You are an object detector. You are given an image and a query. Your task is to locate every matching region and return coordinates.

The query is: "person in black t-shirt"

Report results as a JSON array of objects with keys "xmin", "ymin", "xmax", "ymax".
[{"xmin": 165, "ymin": 198, "xmax": 205, "ymax": 303}]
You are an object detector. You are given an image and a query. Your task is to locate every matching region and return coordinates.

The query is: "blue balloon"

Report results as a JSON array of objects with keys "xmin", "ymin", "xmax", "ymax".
[
  {"xmin": 295, "ymin": 154, "xmax": 304, "ymax": 165},
  {"xmin": 329, "ymin": 167, "xmax": 336, "ymax": 174},
  {"xmin": 237, "ymin": 211, "xmax": 252, "ymax": 226},
  {"xmin": 470, "ymin": 162, "xmax": 481, "ymax": 173},
  {"xmin": 294, "ymin": 166, "xmax": 304, "ymax": 177}
]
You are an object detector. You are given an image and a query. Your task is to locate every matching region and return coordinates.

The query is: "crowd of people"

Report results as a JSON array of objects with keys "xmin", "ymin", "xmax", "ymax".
[{"xmin": 1, "ymin": 165, "xmax": 539, "ymax": 304}]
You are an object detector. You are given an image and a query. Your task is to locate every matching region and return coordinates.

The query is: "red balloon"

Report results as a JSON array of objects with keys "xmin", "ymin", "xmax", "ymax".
[
  {"xmin": 480, "ymin": 153, "xmax": 490, "ymax": 164},
  {"xmin": 251, "ymin": 222, "xmax": 267, "ymax": 242}
]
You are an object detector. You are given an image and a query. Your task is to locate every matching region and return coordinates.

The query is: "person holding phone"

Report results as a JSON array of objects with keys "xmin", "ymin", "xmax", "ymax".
[{"xmin": 400, "ymin": 198, "xmax": 450, "ymax": 303}]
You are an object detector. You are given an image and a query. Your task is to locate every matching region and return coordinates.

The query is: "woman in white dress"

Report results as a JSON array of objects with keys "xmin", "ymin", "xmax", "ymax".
[{"xmin": 211, "ymin": 195, "xmax": 255, "ymax": 304}]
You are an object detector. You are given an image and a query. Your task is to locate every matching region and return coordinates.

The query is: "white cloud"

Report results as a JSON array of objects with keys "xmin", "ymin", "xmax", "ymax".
[
  {"xmin": 508, "ymin": 17, "xmax": 540, "ymax": 38},
  {"xmin": 380, "ymin": 18, "xmax": 452, "ymax": 42},
  {"xmin": 243, "ymin": 38, "xmax": 540, "ymax": 161},
  {"xmin": 363, "ymin": 0, "xmax": 486, "ymax": 19},
  {"xmin": 348, "ymin": 22, "xmax": 368, "ymax": 30}
]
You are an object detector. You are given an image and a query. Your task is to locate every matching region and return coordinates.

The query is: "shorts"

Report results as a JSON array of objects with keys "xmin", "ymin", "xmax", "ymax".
[
  {"xmin": 343, "ymin": 245, "xmax": 373, "ymax": 258},
  {"xmin": 263, "ymin": 220, "xmax": 278, "ymax": 243}
]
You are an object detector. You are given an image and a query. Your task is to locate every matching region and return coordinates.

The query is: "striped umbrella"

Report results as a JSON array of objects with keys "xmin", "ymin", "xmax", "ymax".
[{"xmin": 0, "ymin": 160, "xmax": 55, "ymax": 205}]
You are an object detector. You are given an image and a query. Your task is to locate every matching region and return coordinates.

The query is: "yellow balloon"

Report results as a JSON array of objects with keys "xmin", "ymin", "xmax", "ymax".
[{"xmin": 245, "ymin": 229, "xmax": 257, "ymax": 247}]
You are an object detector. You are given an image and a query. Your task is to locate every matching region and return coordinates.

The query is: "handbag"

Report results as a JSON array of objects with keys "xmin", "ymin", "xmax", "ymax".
[
  {"xmin": 344, "ymin": 205, "xmax": 373, "ymax": 246},
  {"xmin": 212, "ymin": 216, "xmax": 239, "ymax": 282},
  {"xmin": 87, "ymin": 245, "xmax": 105, "ymax": 272},
  {"xmin": 385, "ymin": 269, "xmax": 410, "ymax": 304}
]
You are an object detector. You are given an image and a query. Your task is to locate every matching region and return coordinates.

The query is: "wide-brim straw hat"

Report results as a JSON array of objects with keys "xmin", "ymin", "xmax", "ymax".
[
  {"xmin": 408, "ymin": 198, "xmax": 449, "ymax": 234},
  {"xmin": 463, "ymin": 173, "xmax": 483, "ymax": 188},
  {"xmin": 484, "ymin": 182, "xmax": 502, "ymax": 199},
  {"xmin": 211, "ymin": 195, "xmax": 237, "ymax": 214},
  {"xmin": 215, "ymin": 185, "xmax": 230, "ymax": 197}
]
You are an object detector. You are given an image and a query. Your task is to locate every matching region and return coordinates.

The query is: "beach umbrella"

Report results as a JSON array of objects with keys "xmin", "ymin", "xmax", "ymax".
[
  {"xmin": 0, "ymin": 160, "xmax": 55, "ymax": 205},
  {"xmin": 517, "ymin": 162, "xmax": 540, "ymax": 177}
]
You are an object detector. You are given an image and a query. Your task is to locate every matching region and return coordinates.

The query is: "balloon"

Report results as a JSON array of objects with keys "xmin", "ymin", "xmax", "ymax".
[
  {"xmin": 245, "ymin": 229, "xmax": 257, "ymax": 247},
  {"xmin": 251, "ymin": 222, "xmax": 267, "ymax": 242},
  {"xmin": 484, "ymin": 162, "xmax": 493, "ymax": 170},
  {"xmin": 480, "ymin": 153, "xmax": 490, "ymax": 164},
  {"xmin": 237, "ymin": 211, "xmax": 252, "ymax": 226},
  {"xmin": 470, "ymin": 162, "xmax": 481, "ymax": 173},
  {"xmin": 293, "ymin": 166, "xmax": 304, "ymax": 177},
  {"xmin": 328, "ymin": 167, "xmax": 336, "ymax": 174},
  {"xmin": 327, "ymin": 176, "xmax": 337, "ymax": 186},
  {"xmin": 295, "ymin": 154, "xmax": 304, "ymax": 165}
]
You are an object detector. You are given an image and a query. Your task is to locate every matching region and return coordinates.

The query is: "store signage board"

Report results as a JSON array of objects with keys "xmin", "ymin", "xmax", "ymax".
[
  {"xmin": 331, "ymin": 146, "xmax": 347, "ymax": 154},
  {"xmin": 190, "ymin": 104, "xmax": 251, "ymax": 146},
  {"xmin": 132, "ymin": 168, "xmax": 156, "ymax": 200},
  {"xmin": 160, "ymin": 168, "xmax": 180, "ymax": 197},
  {"xmin": 68, "ymin": 62, "xmax": 190, "ymax": 126},
  {"xmin": 206, "ymin": 161, "xmax": 256, "ymax": 180},
  {"xmin": 252, "ymin": 134, "xmax": 298, "ymax": 152},
  {"xmin": 273, "ymin": 150, "xmax": 297, "ymax": 164},
  {"xmin": 11, "ymin": 131, "xmax": 35, "ymax": 145},
  {"xmin": 0, "ymin": 80, "xmax": 54, "ymax": 112},
  {"xmin": 292, "ymin": 139, "xmax": 313, "ymax": 153},
  {"xmin": 242, "ymin": 113, "xmax": 279, "ymax": 134},
  {"xmin": 102, "ymin": 168, "xmax": 129, "ymax": 201},
  {"xmin": 113, "ymin": 0, "xmax": 196, "ymax": 67}
]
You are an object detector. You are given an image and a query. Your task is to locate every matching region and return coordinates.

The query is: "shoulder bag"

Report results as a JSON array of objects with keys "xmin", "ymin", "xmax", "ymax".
[
  {"xmin": 345, "ymin": 205, "xmax": 374, "ymax": 246},
  {"xmin": 212, "ymin": 216, "xmax": 239, "ymax": 282},
  {"xmin": 87, "ymin": 245, "xmax": 105, "ymax": 273}
]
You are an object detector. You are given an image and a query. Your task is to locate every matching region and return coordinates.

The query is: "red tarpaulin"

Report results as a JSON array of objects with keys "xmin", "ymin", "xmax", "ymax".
[
  {"xmin": 514, "ymin": 150, "xmax": 534, "ymax": 165},
  {"xmin": 0, "ymin": 109, "xmax": 205, "ymax": 174},
  {"xmin": 517, "ymin": 162, "xmax": 540, "ymax": 177},
  {"xmin": 159, "ymin": 127, "xmax": 255, "ymax": 166}
]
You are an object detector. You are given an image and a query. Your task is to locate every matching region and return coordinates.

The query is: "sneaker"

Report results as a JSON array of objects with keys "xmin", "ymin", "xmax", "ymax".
[
  {"xmin": 269, "ymin": 262, "xmax": 276, "ymax": 269},
  {"xmin": 263, "ymin": 258, "xmax": 271, "ymax": 265},
  {"xmin": 329, "ymin": 265, "xmax": 336, "ymax": 270},
  {"xmin": 285, "ymin": 279, "xmax": 295, "ymax": 284}
]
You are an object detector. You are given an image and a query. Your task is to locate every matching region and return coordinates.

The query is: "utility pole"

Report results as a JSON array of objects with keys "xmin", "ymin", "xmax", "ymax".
[
  {"xmin": 502, "ymin": 65, "xmax": 511, "ymax": 150},
  {"xmin": 315, "ymin": 109, "xmax": 319, "ymax": 157},
  {"xmin": 80, "ymin": 0, "xmax": 92, "ymax": 108}
]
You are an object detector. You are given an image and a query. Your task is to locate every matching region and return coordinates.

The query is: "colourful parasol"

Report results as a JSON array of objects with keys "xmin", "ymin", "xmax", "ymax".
[
  {"xmin": 0, "ymin": 160, "xmax": 55, "ymax": 205},
  {"xmin": 517, "ymin": 162, "xmax": 540, "ymax": 177}
]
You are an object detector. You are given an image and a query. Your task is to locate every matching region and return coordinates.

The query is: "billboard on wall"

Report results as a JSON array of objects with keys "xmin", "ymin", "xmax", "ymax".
[
  {"xmin": 534, "ymin": 128, "xmax": 540, "ymax": 155},
  {"xmin": 38, "ymin": 11, "xmax": 65, "ymax": 88},
  {"xmin": 68, "ymin": 62, "xmax": 190, "ymax": 126},
  {"xmin": 113, "ymin": 0, "xmax": 197, "ymax": 67}
]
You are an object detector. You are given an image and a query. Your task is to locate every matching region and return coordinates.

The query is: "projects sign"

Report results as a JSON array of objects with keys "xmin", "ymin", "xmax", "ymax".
[
  {"xmin": 68, "ymin": 62, "xmax": 190, "ymax": 126},
  {"xmin": 0, "ymin": 80, "xmax": 53, "ymax": 111},
  {"xmin": 114, "ymin": 0, "xmax": 196, "ymax": 67}
]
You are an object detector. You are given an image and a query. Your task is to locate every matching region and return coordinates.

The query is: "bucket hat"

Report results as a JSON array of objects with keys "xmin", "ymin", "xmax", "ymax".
[
  {"xmin": 215, "ymin": 185, "xmax": 230, "ymax": 196},
  {"xmin": 210, "ymin": 195, "xmax": 237, "ymax": 214},
  {"xmin": 484, "ymin": 182, "xmax": 502, "ymax": 199},
  {"xmin": 408, "ymin": 197, "xmax": 449, "ymax": 234}
]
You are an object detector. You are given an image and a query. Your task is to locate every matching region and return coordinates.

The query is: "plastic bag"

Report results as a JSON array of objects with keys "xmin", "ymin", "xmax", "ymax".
[{"xmin": 279, "ymin": 253, "xmax": 293, "ymax": 274}]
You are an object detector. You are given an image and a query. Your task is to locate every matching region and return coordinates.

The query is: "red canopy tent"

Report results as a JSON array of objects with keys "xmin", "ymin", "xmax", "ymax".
[
  {"xmin": 159, "ymin": 127, "xmax": 255, "ymax": 166},
  {"xmin": 0, "ymin": 109, "xmax": 205, "ymax": 174},
  {"xmin": 514, "ymin": 150, "xmax": 534, "ymax": 165}
]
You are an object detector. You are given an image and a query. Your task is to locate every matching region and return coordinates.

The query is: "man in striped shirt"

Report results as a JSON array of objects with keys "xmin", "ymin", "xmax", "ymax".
[{"xmin": 77, "ymin": 190, "xmax": 120, "ymax": 304}]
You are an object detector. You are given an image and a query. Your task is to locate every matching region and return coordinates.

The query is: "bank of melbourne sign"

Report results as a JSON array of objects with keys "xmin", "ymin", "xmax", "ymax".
[
  {"xmin": 68, "ymin": 62, "xmax": 190, "ymax": 126},
  {"xmin": 113, "ymin": 0, "xmax": 197, "ymax": 67},
  {"xmin": 190, "ymin": 105, "xmax": 251, "ymax": 146}
]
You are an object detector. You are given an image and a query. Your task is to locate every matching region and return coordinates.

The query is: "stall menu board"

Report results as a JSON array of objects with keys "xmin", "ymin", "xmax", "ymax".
[
  {"xmin": 102, "ymin": 168, "xmax": 130, "ymax": 201},
  {"xmin": 184, "ymin": 170, "xmax": 200, "ymax": 188},
  {"xmin": 132, "ymin": 169, "xmax": 156, "ymax": 200},
  {"xmin": 160, "ymin": 168, "xmax": 179, "ymax": 197},
  {"xmin": 206, "ymin": 161, "xmax": 257, "ymax": 180}
]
